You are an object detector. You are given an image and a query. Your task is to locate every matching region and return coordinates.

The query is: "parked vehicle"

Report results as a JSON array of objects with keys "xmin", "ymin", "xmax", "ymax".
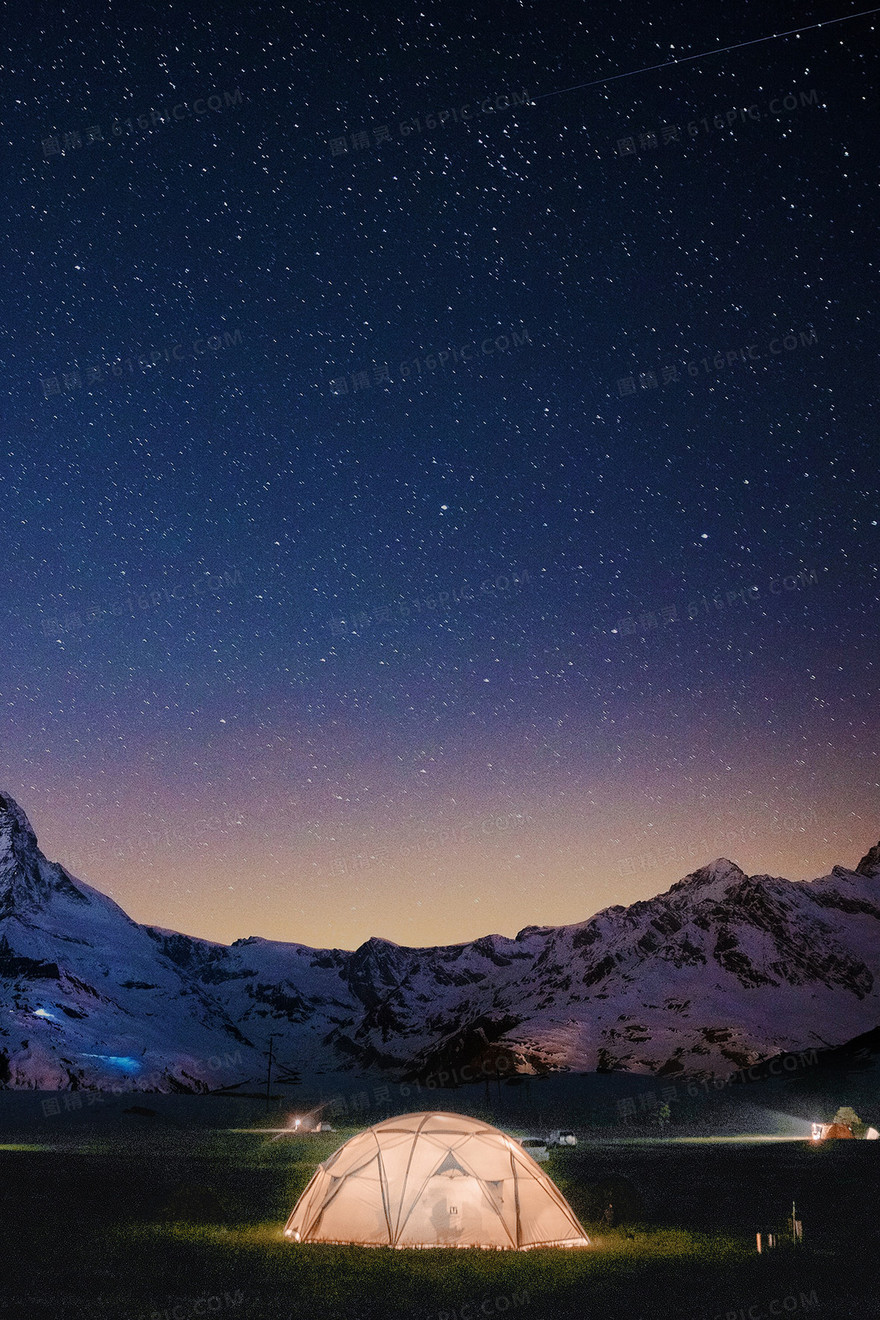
[
  {"xmin": 548, "ymin": 1129, "xmax": 577, "ymax": 1147},
  {"xmin": 518, "ymin": 1137, "xmax": 550, "ymax": 1162}
]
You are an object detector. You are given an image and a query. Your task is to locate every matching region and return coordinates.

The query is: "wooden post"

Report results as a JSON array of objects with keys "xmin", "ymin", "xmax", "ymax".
[
  {"xmin": 265, "ymin": 1032, "xmax": 280, "ymax": 1113},
  {"xmin": 791, "ymin": 1200, "xmax": 803, "ymax": 1244},
  {"xmin": 756, "ymin": 1232, "xmax": 762, "ymax": 1253}
]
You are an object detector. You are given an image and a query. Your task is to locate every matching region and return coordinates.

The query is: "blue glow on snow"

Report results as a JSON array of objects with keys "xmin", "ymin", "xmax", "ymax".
[{"xmin": 81, "ymin": 1054, "xmax": 143, "ymax": 1073}]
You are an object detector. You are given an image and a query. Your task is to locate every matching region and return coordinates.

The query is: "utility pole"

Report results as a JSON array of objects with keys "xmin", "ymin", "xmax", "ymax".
[{"xmin": 265, "ymin": 1033, "xmax": 281, "ymax": 1113}]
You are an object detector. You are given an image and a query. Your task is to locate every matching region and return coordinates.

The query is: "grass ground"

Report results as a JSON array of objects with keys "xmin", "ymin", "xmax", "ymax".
[{"xmin": 2, "ymin": 1102, "xmax": 878, "ymax": 1320}]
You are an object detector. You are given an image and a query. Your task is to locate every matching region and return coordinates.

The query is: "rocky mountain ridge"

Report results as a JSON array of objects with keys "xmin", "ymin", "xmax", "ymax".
[{"xmin": 1, "ymin": 793, "xmax": 878, "ymax": 1091}]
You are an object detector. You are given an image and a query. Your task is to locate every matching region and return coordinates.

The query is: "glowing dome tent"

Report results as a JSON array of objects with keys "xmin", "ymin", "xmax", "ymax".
[{"xmin": 283, "ymin": 1111, "xmax": 590, "ymax": 1250}]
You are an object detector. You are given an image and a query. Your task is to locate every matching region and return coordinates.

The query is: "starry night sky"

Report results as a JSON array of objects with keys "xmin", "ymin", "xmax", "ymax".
[{"xmin": 2, "ymin": 1, "xmax": 878, "ymax": 950}]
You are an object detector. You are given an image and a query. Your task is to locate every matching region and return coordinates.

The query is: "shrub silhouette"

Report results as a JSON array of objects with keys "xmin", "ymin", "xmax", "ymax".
[{"xmin": 581, "ymin": 1175, "xmax": 644, "ymax": 1226}]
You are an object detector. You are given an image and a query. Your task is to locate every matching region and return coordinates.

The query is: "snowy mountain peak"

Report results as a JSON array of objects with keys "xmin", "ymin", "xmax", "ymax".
[
  {"xmin": 0, "ymin": 793, "xmax": 39, "ymax": 860},
  {"xmin": 0, "ymin": 792, "xmax": 51, "ymax": 916},
  {"xmin": 0, "ymin": 792, "xmax": 113, "ymax": 922},
  {"xmin": 855, "ymin": 841, "xmax": 880, "ymax": 879},
  {"xmin": 668, "ymin": 857, "xmax": 747, "ymax": 892}
]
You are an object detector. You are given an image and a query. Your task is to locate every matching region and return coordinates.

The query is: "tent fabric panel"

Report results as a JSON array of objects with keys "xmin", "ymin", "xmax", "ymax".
[
  {"xmin": 287, "ymin": 1171, "xmax": 342, "ymax": 1240},
  {"xmin": 318, "ymin": 1134, "xmax": 390, "ymax": 1178},
  {"xmin": 481, "ymin": 1176, "xmax": 520, "ymax": 1246},
  {"xmin": 392, "ymin": 1113, "xmax": 492, "ymax": 1137},
  {"xmin": 510, "ymin": 1152, "xmax": 588, "ymax": 1246},
  {"xmin": 512, "ymin": 1174, "xmax": 587, "ymax": 1247},
  {"xmin": 284, "ymin": 1170, "xmax": 330, "ymax": 1238},
  {"xmin": 371, "ymin": 1114, "xmax": 500, "ymax": 1145},
  {"xmin": 290, "ymin": 1161, "xmax": 387, "ymax": 1240},
  {"xmin": 307, "ymin": 1170, "xmax": 392, "ymax": 1245},
  {"xmin": 444, "ymin": 1134, "xmax": 519, "ymax": 1181},
  {"xmin": 369, "ymin": 1137, "xmax": 421, "ymax": 1218}
]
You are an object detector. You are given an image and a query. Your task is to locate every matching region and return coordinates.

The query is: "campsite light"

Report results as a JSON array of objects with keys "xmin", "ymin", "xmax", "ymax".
[{"xmin": 811, "ymin": 1123, "xmax": 823, "ymax": 1142}]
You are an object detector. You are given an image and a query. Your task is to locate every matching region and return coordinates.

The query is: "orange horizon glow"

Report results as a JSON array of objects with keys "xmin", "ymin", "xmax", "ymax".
[{"xmin": 26, "ymin": 782, "xmax": 874, "ymax": 951}]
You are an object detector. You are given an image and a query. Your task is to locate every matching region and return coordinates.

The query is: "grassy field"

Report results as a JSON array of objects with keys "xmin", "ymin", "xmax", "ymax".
[{"xmin": 2, "ymin": 1099, "xmax": 879, "ymax": 1320}]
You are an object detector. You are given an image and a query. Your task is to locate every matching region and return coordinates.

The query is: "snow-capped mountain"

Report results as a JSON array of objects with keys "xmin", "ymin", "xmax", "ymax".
[{"xmin": 1, "ymin": 793, "xmax": 879, "ymax": 1091}]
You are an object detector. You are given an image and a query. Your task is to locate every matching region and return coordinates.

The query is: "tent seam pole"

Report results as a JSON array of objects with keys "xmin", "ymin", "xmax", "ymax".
[
  {"xmin": 509, "ymin": 1145, "xmax": 522, "ymax": 1248},
  {"xmin": 372, "ymin": 1130, "xmax": 394, "ymax": 1245}
]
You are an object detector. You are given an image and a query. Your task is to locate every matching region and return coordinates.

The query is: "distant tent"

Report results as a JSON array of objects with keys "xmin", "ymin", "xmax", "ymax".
[
  {"xmin": 283, "ymin": 1111, "xmax": 590, "ymax": 1250},
  {"xmin": 866, "ymin": 1127, "xmax": 879, "ymax": 1140},
  {"xmin": 822, "ymin": 1123, "xmax": 855, "ymax": 1140}
]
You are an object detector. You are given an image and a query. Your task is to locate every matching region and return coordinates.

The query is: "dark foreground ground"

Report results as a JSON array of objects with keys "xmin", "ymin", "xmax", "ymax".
[{"xmin": 1, "ymin": 1088, "xmax": 878, "ymax": 1320}]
